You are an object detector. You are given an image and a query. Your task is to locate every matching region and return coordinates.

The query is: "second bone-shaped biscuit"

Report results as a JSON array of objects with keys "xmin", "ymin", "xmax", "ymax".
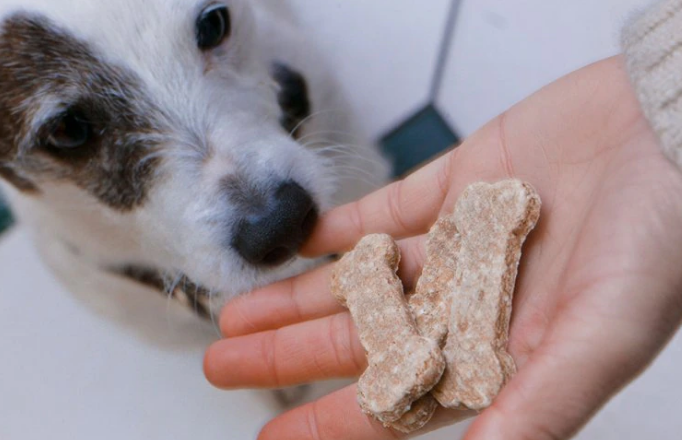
[
  {"xmin": 432, "ymin": 180, "xmax": 541, "ymax": 410},
  {"xmin": 331, "ymin": 234, "xmax": 446, "ymax": 424},
  {"xmin": 388, "ymin": 216, "xmax": 461, "ymax": 432}
]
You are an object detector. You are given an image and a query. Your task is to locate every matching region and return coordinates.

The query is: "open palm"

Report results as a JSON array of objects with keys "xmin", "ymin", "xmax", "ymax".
[{"xmin": 205, "ymin": 57, "xmax": 682, "ymax": 440}]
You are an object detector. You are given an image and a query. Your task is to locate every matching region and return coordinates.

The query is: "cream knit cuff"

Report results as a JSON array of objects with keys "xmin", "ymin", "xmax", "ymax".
[{"xmin": 622, "ymin": 0, "xmax": 682, "ymax": 167}]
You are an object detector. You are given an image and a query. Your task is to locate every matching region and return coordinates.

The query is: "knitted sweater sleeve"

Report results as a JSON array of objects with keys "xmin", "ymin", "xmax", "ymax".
[{"xmin": 622, "ymin": 0, "xmax": 682, "ymax": 167}]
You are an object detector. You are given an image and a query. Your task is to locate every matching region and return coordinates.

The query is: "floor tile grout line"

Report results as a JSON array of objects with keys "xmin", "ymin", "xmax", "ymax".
[{"xmin": 429, "ymin": 0, "xmax": 464, "ymax": 102}]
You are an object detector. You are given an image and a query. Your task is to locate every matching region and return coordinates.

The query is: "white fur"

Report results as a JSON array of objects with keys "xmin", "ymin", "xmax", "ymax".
[{"xmin": 0, "ymin": 0, "xmax": 390, "ymax": 341}]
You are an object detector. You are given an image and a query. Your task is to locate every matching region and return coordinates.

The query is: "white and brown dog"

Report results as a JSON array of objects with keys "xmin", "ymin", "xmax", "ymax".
[{"xmin": 0, "ymin": 0, "xmax": 388, "ymax": 350}]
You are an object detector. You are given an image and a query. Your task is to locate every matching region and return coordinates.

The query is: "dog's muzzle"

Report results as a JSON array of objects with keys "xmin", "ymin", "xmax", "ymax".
[{"xmin": 231, "ymin": 180, "xmax": 318, "ymax": 267}]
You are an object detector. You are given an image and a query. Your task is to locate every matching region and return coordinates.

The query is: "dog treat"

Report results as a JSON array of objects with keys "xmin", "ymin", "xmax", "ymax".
[
  {"xmin": 331, "ymin": 234, "xmax": 446, "ymax": 424},
  {"xmin": 432, "ymin": 180, "xmax": 541, "ymax": 410},
  {"xmin": 390, "ymin": 217, "xmax": 461, "ymax": 431},
  {"xmin": 408, "ymin": 215, "xmax": 460, "ymax": 346},
  {"xmin": 388, "ymin": 394, "xmax": 440, "ymax": 433}
]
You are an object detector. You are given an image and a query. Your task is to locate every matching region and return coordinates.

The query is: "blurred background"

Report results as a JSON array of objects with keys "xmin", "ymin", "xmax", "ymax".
[{"xmin": 2, "ymin": 1, "xmax": 681, "ymax": 439}]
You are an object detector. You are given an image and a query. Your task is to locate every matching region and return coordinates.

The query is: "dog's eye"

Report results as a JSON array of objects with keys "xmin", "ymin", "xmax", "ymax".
[
  {"xmin": 196, "ymin": 4, "xmax": 231, "ymax": 50},
  {"xmin": 47, "ymin": 109, "xmax": 92, "ymax": 150}
]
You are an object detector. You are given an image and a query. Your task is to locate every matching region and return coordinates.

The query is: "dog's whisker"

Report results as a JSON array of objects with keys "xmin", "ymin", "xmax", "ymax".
[
  {"xmin": 296, "ymin": 129, "xmax": 363, "ymax": 144},
  {"xmin": 207, "ymin": 289, "xmax": 222, "ymax": 339},
  {"xmin": 287, "ymin": 108, "xmax": 354, "ymax": 138},
  {"xmin": 303, "ymin": 141, "xmax": 370, "ymax": 153},
  {"xmin": 287, "ymin": 111, "xmax": 325, "ymax": 137},
  {"xmin": 308, "ymin": 146, "xmax": 375, "ymax": 160},
  {"xmin": 329, "ymin": 163, "xmax": 387, "ymax": 183},
  {"xmin": 313, "ymin": 145, "xmax": 389, "ymax": 169},
  {"xmin": 163, "ymin": 272, "xmax": 184, "ymax": 332},
  {"xmin": 331, "ymin": 169, "xmax": 383, "ymax": 185},
  {"xmin": 303, "ymin": 144, "xmax": 366, "ymax": 158},
  {"xmin": 322, "ymin": 148, "xmax": 387, "ymax": 164}
]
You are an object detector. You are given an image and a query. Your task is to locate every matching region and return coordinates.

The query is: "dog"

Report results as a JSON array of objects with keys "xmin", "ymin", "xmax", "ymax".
[{"xmin": 0, "ymin": 0, "xmax": 389, "ymax": 343}]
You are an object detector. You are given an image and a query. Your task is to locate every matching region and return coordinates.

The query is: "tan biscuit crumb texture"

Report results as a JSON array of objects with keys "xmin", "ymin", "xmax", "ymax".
[
  {"xmin": 331, "ymin": 234, "xmax": 446, "ymax": 424},
  {"xmin": 408, "ymin": 215, "xmax": 460, "ymax": 347},
  {"xmin": 390, "ymin": 217, "xmax": 461, "ymax": 432},
  {"xmin": 389, "ymin": 395, "xmax": 439, "ymax": 433},
  {"xmin": 432, "ymin": 180, "xmax": 541, "ymax": 410}
]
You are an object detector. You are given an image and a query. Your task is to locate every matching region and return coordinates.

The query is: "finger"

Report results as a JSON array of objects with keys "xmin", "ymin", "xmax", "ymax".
[
  {"xmin": 301, "ymin": 152, "xmax": 456, "ymax": 257},
  {"xmin": 205, "ymin": 312, "xmax": 366, "ymax": 389},
  {"xmin": 222, "ymin": 235, "xmax": 427, "ymax": 337},
  {"xmin": 220, "ymin": 265, "xmax": 342, "ymax": 338},
  {"xmin": 258, "ymin": 385, "xmax": 402, "ymax": 440},
  {"xmin": 259, "ymin": 385, "xmax": 474, "ymax": 440}
]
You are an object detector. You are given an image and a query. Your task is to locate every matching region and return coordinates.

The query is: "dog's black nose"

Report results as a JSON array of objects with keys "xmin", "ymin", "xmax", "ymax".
[{"xmin": 231, "ymin": 181, "xmax": 318, "ymax": 267}]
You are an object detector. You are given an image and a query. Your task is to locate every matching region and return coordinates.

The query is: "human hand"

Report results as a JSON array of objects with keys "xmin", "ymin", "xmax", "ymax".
[{"xmin": 204, "ymin": 56, "xmax": 682, "ymax": 440}]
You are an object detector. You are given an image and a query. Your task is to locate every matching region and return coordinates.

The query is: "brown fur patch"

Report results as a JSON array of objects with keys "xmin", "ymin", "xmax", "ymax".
[
  {"xmin": 0, "ymin": 165, "xmax": 39, "ymax": 193},
  {"xmin": 0, "ymin": 14, "xmax": 164, "ymax": 210}
]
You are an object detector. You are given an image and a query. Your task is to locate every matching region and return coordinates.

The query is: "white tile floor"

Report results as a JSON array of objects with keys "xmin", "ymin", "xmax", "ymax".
[
  {"xmin": 2, "ymin": 1, "xmax": 681, "ymax": 439},
  {"xmin": 0, "ymin": 229, "xmax": 279, "ymax": 440}
]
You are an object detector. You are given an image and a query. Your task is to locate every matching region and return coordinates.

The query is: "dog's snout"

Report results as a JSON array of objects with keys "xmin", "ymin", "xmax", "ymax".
[{"xmin": 231, "ymin": 181, "xmax": 318, "ymax": 267}]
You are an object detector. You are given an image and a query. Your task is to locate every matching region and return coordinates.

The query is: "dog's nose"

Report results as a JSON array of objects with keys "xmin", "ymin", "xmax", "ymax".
[{"xmin": 231, "ymin": 181, "xmax": 318, "ymax": 267}]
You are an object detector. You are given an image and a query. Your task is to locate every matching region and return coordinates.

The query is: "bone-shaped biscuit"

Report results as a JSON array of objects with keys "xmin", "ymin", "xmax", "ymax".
[
  {"xmin": 409, "ymin": 215, "xmax": 460, "ymax": 348},
  {"xmin": 388, "ymin": 394, "xmax": 440, "ymax": 433},
  {"xmin": 432, "ymin": 180, "xmax": 541, "ymax": 410},
  {"xmin": 389, "ymin": 216, "xmax": 461, "ymax": 431},
  {"xmin": 331, "ymin": 234, "xmax": 446, "ymax": 424}
]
